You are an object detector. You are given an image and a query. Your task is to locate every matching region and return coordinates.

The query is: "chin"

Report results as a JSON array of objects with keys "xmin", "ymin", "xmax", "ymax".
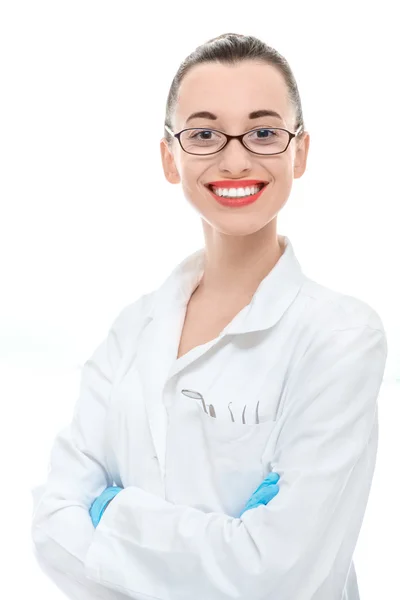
[{"xmin": 202, "ymin": 214, "xmax": 274, "ymax": 237}]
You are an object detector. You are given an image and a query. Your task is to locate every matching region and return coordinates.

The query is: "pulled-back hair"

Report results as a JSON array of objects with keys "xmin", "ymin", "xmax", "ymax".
[{"xmin": 164, "ymin": 33, "xmax": 305, "ymax": 145}]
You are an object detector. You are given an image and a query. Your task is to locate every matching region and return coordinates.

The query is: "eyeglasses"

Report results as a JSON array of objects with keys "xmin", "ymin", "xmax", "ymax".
[{"xmin": 164, "ymin": 124, "xmax": 303, "ymax": 156}]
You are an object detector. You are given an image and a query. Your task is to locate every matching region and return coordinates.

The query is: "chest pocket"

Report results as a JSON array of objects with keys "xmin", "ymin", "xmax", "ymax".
[
  {"xmin": 194, "ymin": 399, "xmax": 276, "ymax": 515},
  {"xmin": 196, "ymin": 401, "xmax": 275, "ymax": 467}
]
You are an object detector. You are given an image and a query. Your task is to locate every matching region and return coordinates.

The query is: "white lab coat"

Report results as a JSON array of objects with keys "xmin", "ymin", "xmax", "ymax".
[{"xmin": 31, "ymin": 235, "xmax": 387, "ymax": 600}]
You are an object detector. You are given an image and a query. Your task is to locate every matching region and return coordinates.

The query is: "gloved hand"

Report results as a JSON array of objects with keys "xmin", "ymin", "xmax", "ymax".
[
  {"xmin": 89, "ymin": 486, "xmax": 124, "ymax": 528},
  {"xmin": 239, "ymin": 472, "xmax": 280, "ymax": 517}
]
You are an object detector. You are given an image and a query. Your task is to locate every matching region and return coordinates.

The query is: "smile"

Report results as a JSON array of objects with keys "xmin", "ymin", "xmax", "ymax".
[
  {"xmin": 205, "ymin": 182, "xmax": 269, "ymax": 207},
  {"xmin": 208, "ymin": 182, "xmax": 266, "ymax": 198}
]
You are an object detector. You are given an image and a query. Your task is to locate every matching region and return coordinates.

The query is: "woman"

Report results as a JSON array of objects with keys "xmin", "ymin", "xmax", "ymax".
[{"xmin": 31, "ymin": 33, "xmax": 387, "ymax": 600}]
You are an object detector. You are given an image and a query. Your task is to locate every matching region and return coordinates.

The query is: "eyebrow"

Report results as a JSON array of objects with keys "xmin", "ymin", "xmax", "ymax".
[{"xmin": 185, "ymin": 109, "xmax": 283, "ymax": 124}]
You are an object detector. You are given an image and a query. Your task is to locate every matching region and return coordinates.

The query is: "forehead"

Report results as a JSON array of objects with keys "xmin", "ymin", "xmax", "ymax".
[{"xmin": 175, "ymin": 61, "xmax": 291, "ymax": 128}]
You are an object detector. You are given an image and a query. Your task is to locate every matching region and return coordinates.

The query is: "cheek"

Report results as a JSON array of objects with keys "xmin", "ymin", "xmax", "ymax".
[
  {"xmin": 181, "ymin": 180, "xmax": 203, "ymax": 201},
  {"xmin": 180, "ymin": 167, "xmax": 206, "ymax": 197},
  {"xmin": 267, "ymin": 162, "xmax": 294, "ymax": 198},
  {"xmin": 179, "ymin": 152, "xmax": 201, "ymax": 172}
]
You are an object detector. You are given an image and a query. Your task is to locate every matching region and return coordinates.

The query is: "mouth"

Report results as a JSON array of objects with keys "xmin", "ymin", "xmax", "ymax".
[
  {"xmin": 205, "ymin": 181, "xmax": 269, "ymax": 197},
  {"xmin": 204, "ymin": 181, "xmax": 269, "ymax": 207}
]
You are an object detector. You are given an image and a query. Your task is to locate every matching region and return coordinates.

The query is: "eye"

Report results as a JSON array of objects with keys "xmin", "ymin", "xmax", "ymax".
[
  {"xmin": 251, "ymin": 128, "xmax": 277, "ymax": 138},
  {"xmin": 188, "ymin": 130, "xmax": 216, "ymax": 140}
]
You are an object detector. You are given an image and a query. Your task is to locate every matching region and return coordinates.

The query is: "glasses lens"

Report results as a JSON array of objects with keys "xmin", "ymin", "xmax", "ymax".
[
  {"xmin": 180, "ymin": 129, "xmax": 227, "ymax": 154},
  {"xmin": 243, "ymin": 128, "xmax": 289, "ymax": 154}
]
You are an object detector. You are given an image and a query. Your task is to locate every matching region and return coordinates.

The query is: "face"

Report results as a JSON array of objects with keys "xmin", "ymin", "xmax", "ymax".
[{"xmin": 160, "ymin": 61, "xmax": 310, "ymax": 237}]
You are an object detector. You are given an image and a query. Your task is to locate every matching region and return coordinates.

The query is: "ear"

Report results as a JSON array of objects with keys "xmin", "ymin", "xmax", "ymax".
[
  {"xmin": 293, "ymin": 131, "xmax": 310, "ymax": 179},
  {"xmin": 160, "ymin": 138, "xmax": 181, "ymax": 184}
]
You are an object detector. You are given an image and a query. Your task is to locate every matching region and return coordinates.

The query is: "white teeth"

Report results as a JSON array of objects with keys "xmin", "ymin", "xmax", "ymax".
[{"xmin": 210, "ymin": 184, "xmax": 264, "ymax": 197}]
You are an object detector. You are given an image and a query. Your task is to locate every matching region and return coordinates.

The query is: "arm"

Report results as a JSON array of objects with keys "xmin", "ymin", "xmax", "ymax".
[
  {"xmin": 31, "ymin": 297, "xmax": 149, "ymax": 600},
  {"xmin": 90, "ymin": 473, "xmax": 280, "ymax": 530},
  {"xmin": 83, "ymin": 320, "xmax": 387, "ymax": 600}
]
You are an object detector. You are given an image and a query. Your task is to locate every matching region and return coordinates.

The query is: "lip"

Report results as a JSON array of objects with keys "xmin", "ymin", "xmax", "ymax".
[
  {"xmin": 206, "ymin": 179, "xmax": 268, "ymax": 189},
  {"xmin": 206, "ymin": 182, "xmax": 269, "ymax": 207}
]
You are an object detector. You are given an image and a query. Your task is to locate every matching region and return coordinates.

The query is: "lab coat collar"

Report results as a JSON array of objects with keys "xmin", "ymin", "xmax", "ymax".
[{"xmin": 148, "ymin": 235, "xmax": 306, "ymax": 335}]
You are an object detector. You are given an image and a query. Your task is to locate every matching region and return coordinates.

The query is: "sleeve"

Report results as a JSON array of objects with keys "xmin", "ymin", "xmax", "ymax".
[
  {"xmin": 30, "ymin": 297, "xmax": 149, "ymax": 600},
  {"xmin": 82, "ymin": 322, "xmax": 387, "ymax": 600}
]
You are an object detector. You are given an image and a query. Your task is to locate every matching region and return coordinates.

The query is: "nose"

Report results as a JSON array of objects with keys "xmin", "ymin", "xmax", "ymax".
[{"xmin": 218, "ymin": 137, "xmax": 253, "ymax": 174}]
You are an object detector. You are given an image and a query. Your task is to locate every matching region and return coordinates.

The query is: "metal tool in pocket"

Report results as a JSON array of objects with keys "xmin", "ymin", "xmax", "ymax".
[{"xmin": 181, "ymin": 389, "xmax": 261, "ymax": 424}]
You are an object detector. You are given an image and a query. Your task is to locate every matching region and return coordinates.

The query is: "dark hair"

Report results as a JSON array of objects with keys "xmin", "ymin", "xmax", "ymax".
[{"xmin": 164, "ymin": 33, "xmax": 305, "ymax": 146}]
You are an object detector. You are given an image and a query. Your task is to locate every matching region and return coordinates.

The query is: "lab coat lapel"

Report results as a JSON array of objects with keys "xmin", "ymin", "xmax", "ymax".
[
  {"xmin": 134, "ymin": 249, "xmax": 206, "ymax": 484},
  {"xmin": 134, "ymin": 302, "xmax": 186, "ymax": 483}
]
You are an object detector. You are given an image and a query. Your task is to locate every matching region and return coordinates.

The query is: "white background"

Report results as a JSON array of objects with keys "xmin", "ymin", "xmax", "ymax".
[{"xmin": 1, "ymin": 1, "xmax": 399, "ymax": 598}]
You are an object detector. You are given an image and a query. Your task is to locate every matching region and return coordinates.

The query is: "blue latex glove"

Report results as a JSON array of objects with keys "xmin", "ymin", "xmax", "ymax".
[
  {"xmin": 89, "ymin": 486, "xmax": 123, "ymax": 528},
  {"xmin": 239, "ymin": 472, "xmax": 280, "ymax": 517}
]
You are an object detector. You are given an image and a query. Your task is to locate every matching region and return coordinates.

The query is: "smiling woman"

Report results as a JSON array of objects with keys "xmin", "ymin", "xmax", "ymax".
[{"xmin": 31, "ymin": 32, "xmax": 387, "ymax": 600}]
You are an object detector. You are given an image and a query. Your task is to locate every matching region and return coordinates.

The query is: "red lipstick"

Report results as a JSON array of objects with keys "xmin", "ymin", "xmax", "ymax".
[{"xmin": 206, "ymin": 181, "xmax": 269, "ymax": 207}]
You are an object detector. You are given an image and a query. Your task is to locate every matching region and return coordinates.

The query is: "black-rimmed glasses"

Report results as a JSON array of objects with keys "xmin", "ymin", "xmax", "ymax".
[{"xmin": 164, "ymin": 124, "xmax": 303, "ymax": 156}]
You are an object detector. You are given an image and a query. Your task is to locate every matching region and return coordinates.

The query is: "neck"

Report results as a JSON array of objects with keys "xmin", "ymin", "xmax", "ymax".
[{"xmin": 195, "ymin": 225, "xmax": 285, "ymax": 301}]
